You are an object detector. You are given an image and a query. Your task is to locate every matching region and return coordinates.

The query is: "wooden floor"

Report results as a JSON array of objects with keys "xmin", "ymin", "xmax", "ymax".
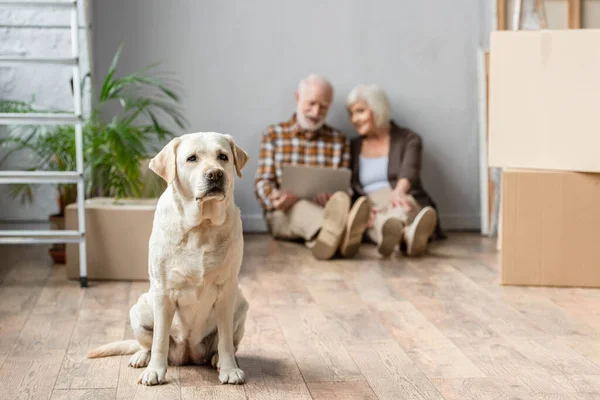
[{"xmin": 2, "ymin": 233, "xmax": 600, "ymax": 399}]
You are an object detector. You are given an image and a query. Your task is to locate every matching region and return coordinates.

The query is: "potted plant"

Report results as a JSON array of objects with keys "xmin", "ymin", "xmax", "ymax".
[{"xmin": 0, "ymin": 44, "xmax": 187, "ymax": 263}]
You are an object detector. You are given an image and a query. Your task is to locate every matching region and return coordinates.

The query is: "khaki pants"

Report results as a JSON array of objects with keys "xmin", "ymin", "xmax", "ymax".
[
  {"xmin": 265, "ymin": 200, "xmax": 324, "ymax": 241},
  {"xmin": 366, "ymin": 187, "xmax": 422, "ymax": 244}
]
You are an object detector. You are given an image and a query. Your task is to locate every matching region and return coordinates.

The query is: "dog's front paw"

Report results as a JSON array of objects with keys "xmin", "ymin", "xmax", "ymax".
[
  {"xmin": 138, "ymin": 366, "xmax": 167, "ymax": 386},
  {"xmin": 219, "ymin": 367, "xmax": 245, "ymax": 384},
  {"xmin": 129, "ymin": 350, "xmax": 150, "ymax": 368}
]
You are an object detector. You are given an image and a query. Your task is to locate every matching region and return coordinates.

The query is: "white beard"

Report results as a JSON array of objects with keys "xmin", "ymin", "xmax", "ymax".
[{"xmin": 296, "ymin": 112, "xmax": 325, "ymax": 131}]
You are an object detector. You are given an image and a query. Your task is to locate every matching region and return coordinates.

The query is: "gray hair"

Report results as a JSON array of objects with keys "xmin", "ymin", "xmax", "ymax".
[
  {"xmin": 346, "ymin": 84, "xmax": 392, "ymax": 128},
  {"xmin": 297, "ymin": 74, "xmax": 334, "ymax": 97}
]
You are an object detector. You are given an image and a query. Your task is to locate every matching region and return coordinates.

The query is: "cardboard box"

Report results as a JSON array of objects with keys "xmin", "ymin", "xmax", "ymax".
[
  {"xmin": 489, "ymin": 30, "xmax": 600, "ymax": 172},
  {"xmin": 501, "ymin": 170, "xmax": 600, "ymax": 287},
  {"xmin": 65, "ymin": 197, "xmax": 157, "ymax": 281}
]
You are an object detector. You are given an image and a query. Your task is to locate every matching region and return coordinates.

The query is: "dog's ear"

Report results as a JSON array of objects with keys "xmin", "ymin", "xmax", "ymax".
[
  {"xmin": 224, "ymin": 134, "xmax": 249, "ymax": 178},
  {"xmin": 149, "ymin": 136, "xmax": 181, "ymax": 183}
]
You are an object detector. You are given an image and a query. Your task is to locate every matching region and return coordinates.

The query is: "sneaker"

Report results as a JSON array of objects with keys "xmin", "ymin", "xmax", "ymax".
[
  {"xmin": 340, "ymin": 196, "xmax": 371, "ymax": 258},
  {"xmin": 311, "ymin": 192, "xmax": 351, "ymax": 260},
  {"xmin": 378, "ymin": 217, "xmax": 405, "ymax": 258},
  {"xmin": 404, "ymin": 206, "xmax": 437, "ymax": 257}
]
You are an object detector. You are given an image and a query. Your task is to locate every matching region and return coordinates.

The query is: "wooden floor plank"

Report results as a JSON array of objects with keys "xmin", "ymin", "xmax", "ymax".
[
  {"xmin": 534, "ymin": 287, "xmax": 600, "ymax": 334},
  {"xmin": 55, "ymin": 281, "xmax": 131, "ymax": 390},
  {"xmin": 306, "ymin": 381, "xmax": 378, "ymax": 400},
  {"xmin": 1, "ymin": 358, "xmax": 66, "ymax": 399},
  {"xmin": 181, "ymin": 386, "xmax": 245, "ymax": 400},
  {"xmin": 0, "ymin": 247, "xmax": 53, "ymax": 368},
  {"xmin": 50, "ymin": 388, "xmax": 116, "ymax": 400},
  {"xmin": 305, "ymin": 279, "xmax": 393, "ymax": 344},
  {"xmin": 431, "ymin": 377, "xmax": 513, "ymax": 400},
  {"xmin": 507, "ymin": 336, "xmax": 600, "ymax": 376},
  {"xmin": 453, "ymin": 335, "xmax": 551, "ymax": 377},
  {"xmin": 0, "ymin": 312, "xmax": 31, "ymax": 366},
  {"xmin": 243, "ymin": 382, "xmax": 312, "ymax": 400},
  {"xmin": 0, "ymin": 262, "xmax": 80, "ymax": 399},
  {"xmin": 564, "ymin": 375, "xmax": 600, "ymax": 397},
  {"xmin": 561, "ymin": 335, "xmax": 600, "ymax": 369},
  {"xmin": 237, "ymin": 312, "xmax": 308, "ymax": 385},
  {"xmin": 431, "ymin": 376, "xmax": 588, "ymax": 400},
  {"xmin": 386, "ymin": 261, "xmax": 545, "ymax": 339},
  {"xmin": 376, "ymin": 299, "xmax": 485, "ymax": 379},
  {"xmin": 347, "ymin": 340, "xmax": 444, "ymax": 400},
  {"xmin": 495, "ymin": 288, "xmax": 598, "ymax": 337},
  {"xmin": 451, "ymin": 336, "xmax": 588, "ymax": 397},
  {"xmin": 256, "ymin": 265, "xmax": 316, "ymax": 308},
  {"xmin": 382, "ymin": 261, "xmax": 501, "ymax": 339},
  {"xmin": 2, "ymin": 233, "xmax": 600, "ymax": 399},
  {"xmin": 272, "ymin": 304, "xmax": 364, "ymax": 383},
  {"xmin": 237, "ymin": 308, "xmax": 312, "ymax": 399},
  {"xmin": 343, "ymin": 263, "xmax": 485, "ymax": 379}
]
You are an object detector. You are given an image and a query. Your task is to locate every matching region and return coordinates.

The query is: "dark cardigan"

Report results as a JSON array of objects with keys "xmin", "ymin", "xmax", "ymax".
[{"xmin": 349, "ymin": 121, "xmax": 446, "ymax": 240}]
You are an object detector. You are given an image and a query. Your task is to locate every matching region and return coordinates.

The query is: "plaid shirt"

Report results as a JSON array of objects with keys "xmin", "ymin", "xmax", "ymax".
[{"xmin": 254, "ymin": 114, "xmax": 351, "ymax": 211}]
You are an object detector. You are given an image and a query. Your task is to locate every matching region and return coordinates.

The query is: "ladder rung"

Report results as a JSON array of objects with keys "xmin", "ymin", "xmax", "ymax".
[
  {"xmin": 0, "ymin": 113, "xmax": 80, "ymax": 125},
  {"xmin": 0, "ymin": 56, "xmax": 78, "ymax": 65},
  {"xmin": 0, "ymin": 24, "xmax": 89, "ymax": 29},
  {"xmin": 0, "ymin": 171, "xmax": 82, "ymax": 184},
  {"xmin": 0, "ymin": 0, "xmax": 76, "ymax": 7},
  {"xmin": 0, "ymin": 230, "xmax": 82, "ymax": 237},
  {"xmin": 0, "ymin": 236, "xmax": 83, "ymax": 244}
]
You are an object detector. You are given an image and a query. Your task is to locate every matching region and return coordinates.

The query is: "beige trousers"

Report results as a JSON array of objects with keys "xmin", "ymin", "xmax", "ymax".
[
  {"xmin": 366, "ymin": 187, "xmax": 422, "ymax": 244},
  {"xmin": 265, "ymin": 200, "xmax": 324, "ymax": 241}
]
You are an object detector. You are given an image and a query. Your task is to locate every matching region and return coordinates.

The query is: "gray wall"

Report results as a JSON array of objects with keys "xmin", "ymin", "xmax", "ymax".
[
  {"xmin": 1, "ymin": 0, "xmax": 492, "ymax": 231},
  {"xmin": 91, "ymin": 0, "xmax": 485, "ymax": 231}
]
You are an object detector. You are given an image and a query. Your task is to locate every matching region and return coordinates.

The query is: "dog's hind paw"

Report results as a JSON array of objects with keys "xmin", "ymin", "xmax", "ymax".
[
  {"xmin": 219, "ymin": 367, "xmax": 245, "ymax": 384},
  {"xmin": 129, "ymin": 350, "xmax": 150, "ymax": 368},
  {"xmin": 211, "ymin": 352, "xmax": 219, "ymax": 369}
]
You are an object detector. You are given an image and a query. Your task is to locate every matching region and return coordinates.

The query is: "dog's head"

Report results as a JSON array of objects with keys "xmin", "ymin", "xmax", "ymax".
[{"xmin": 149, "ymin": 132, "xmax": 249, "ymax": 205}]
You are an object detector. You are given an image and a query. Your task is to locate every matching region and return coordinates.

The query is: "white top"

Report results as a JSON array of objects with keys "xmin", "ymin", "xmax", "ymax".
[{"xmin": 359, "ymin": 155, "xmax": 390, "ymax": 193}]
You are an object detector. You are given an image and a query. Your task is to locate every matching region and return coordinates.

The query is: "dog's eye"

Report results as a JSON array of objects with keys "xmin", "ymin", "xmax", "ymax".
[
  {"xmin": 219, "ymin": 153, "xmax": 228, "ymax": 162},
  {"xmin": 187, "ymin": 155, "xmax": 197, "ymax": 162}
]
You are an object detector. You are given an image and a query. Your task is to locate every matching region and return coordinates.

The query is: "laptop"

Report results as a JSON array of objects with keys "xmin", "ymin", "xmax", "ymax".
[{"xmin": 280, "ymin": 164, "xmax": 352, "ymax": 199}]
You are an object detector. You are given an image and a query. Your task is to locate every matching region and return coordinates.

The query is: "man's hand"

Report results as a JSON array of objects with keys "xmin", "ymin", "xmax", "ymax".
[
  {"xmin": 390, "ymin": 189, "xmax": 413, "ymax": 210},
  {"xmin": 271, "ymin": 190, "xmax": 298, "ymax": 212},
  {"xmin": 312, "ymin": 192, "xmax": 332, "ymax": 207}
]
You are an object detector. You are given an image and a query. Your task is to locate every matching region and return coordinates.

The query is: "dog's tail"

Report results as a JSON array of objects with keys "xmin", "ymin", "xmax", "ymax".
[{"xmin": 87, "ymin": 340, "xmax": 141, "ymax": 359}]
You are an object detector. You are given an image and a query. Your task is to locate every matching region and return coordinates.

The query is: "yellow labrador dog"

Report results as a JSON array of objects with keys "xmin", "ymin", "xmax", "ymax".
[{"xmin": 87, "ymin": 132, "xmax": 250, "ymax": 386}]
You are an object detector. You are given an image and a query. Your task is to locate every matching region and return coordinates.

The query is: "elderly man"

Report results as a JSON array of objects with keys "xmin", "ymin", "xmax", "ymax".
[{"xmin": 254, "ymin": 74, "xmax": 371, "ymax": 260}]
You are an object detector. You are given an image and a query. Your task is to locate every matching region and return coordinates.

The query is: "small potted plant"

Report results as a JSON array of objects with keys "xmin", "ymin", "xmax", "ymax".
[{"xmin": 0, "ymin": 44, "xmax": 187, "ymax": 263}]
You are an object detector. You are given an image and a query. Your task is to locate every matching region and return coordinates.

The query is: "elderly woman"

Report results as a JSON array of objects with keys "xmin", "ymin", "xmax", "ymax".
[{"xmin": 346, "ymin": 84, "xmax": 445, "ymax": 258}]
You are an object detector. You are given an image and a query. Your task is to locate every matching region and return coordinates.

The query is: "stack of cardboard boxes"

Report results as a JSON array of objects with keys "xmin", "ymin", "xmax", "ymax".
[{"xmin": 489, "ymin": 29, "xmax": 600, "ymax": 288}]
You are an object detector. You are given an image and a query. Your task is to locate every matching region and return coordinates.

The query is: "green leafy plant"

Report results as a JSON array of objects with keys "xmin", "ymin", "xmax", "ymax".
[{"xmin": 0, "ymin": 44, "xmax": 187, "ymax": 215}]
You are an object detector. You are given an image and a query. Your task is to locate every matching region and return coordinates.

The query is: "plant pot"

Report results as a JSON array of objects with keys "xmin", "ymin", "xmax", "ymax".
[{"xmin": 48, "ymin": 213, "xmax": 65, "ymax": 264}]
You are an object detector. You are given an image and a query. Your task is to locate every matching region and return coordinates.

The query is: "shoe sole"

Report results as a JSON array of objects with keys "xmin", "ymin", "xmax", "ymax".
[
  {"xmin": 340, "ymin": 197, "xmax": 371, "ymax": 258},
  {"xmin": 406, "ymin": 207, "xmax": 437, "ymax": 257},
  {"xmin": 312, "ymin": 193, "xmax": 350, "ymax": 260},
  {"xmin": 377, "ymin": 218, "xmax": 404, "ymax": 258}
]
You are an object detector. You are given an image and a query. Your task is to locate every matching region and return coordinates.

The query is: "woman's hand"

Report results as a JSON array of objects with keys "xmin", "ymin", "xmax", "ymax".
[
  {"xmin": 390, "ymin": 188, "xmax": 413, "ymax": 210},
  {"xmin": 368, "ymin": 207, "xmax": 379, "ymax": 228},
  {"xmin": 390, "ymin": 178, "xmax": 413, "ymax": 210}
]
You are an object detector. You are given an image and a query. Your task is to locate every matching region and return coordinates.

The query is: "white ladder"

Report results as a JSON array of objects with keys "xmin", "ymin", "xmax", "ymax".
[{"xmin": 0, "ymin": 0, "xmax": 89, "ymax": 287}]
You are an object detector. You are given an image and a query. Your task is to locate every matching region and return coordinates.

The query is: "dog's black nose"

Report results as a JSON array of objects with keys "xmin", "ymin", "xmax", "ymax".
[{"xmin": 205, "ymin": 168, "xmax": 224, "ymax": 182}]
